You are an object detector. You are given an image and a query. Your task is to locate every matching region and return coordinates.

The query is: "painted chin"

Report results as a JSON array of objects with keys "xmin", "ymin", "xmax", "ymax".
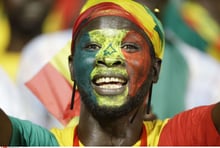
[{"xmin": 91, "ymin": 75, "xmax": 128, "ymax": 96}]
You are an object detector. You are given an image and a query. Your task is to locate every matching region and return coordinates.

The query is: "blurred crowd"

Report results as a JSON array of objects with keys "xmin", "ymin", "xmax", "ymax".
[
  {"xmin": 151, "ymin": 0, "xmax": 220, "ymax": 119},
  {"xmin": 0, "ymin": 0, "xmax": 85, "ymax": 128},
  {"xmin": 0, "ymin": 0, "xmax": 220, "ymax": 128}
]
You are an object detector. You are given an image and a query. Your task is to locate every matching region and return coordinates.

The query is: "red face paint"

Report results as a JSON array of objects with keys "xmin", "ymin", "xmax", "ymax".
[{"xmin": 121, "ymin": 30, "xmax": 151, "ymax": 96}]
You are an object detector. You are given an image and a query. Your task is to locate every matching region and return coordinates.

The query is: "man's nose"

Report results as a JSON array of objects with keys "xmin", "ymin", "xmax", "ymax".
[
  {"xmin": 96, "ymin": 57, "xmax": 125, "ymax": 67},
  {"xmin": 95, "ymin": 43, "xmax": 125, "ymax": 67}
]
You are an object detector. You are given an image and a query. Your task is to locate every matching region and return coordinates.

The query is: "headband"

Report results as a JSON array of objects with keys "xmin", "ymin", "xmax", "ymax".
[{"xmin": 71, "ymin": 0, "xmax": 165, "ymax": 59}]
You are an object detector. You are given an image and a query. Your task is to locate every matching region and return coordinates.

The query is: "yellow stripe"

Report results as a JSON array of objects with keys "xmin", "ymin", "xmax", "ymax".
[
  {"xmin": 144, "ymin": 119, "xmax": 169, "ymax": 146},
  {"xmin": 51, "ymin": 127, "xmax": 74, "ymax": 146},
  {"xmin": 50, "ymin": 117, "xmax": 79, "ymax": 146}
]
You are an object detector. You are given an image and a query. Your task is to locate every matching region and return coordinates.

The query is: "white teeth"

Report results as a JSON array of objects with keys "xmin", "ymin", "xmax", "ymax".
[{"xmin": 96, "ymin": 77, "xmax": 125, "ymax": 84}]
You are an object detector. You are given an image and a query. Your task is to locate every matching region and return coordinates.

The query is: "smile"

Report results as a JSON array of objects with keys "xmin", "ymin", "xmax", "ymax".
[{"xmin": 92, "ymin": 76, "xmax": 128, "ymax": 95}]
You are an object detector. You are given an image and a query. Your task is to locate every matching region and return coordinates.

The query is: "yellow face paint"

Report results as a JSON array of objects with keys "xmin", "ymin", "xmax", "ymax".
[{"xmin": 89, "ymin": 29, "xmax": 129, "ymax": 107}]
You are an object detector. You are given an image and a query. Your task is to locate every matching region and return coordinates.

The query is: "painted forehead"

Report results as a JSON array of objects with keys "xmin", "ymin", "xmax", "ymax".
[
  {"xmin": 86, "ymin": 29, "xmax": 127, "ymax": 41},
  {"xmin": 75, "ymin": 16, "xmax": 152, "ymax": 48}
]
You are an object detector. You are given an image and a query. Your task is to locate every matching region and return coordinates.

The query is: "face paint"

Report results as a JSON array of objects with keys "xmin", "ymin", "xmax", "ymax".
[
  {"xmin": 73, "ymin": 16, "xmax": 153, "ymax": 118},
  {"xmin": 121, "ymin": 30, "xmax": 152, "ymax": 96},
  {"xmin": 90, "ymin": 29, "xmax": 129, "ymax": 107}
]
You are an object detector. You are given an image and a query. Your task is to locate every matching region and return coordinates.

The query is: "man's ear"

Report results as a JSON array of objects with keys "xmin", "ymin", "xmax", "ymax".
[
  {"xmin": 68, "ymin": 55, "xmax": 74, "ymax": 81},
  {"xmin": 152, "ymin": 57, "xmax": 162, "ymax": 83}
]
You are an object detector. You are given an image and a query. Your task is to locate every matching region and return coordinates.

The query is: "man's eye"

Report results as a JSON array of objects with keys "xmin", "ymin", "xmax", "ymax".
[
  {"xmin": 84, "ymin": 43, "xmax": 101, "ymax": 51},
  {"xmin": 121, "ymin": 43, "xmax": 140, "ymax": 52}
]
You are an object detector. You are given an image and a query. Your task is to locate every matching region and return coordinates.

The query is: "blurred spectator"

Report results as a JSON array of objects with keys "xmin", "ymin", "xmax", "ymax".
[
  {"xmin": 43, "ymin": 0, "xmax": 86, "ymax": 32},
  {"xmin": 0, "ymin": 0, "xmax": 84, "ymax": 81},
  {"xmin": 135, "ymin": 0, "xmax": 220, "ymax": 120},
  {"xmin": 16, "ymin": 1, "xmax": 86, "ymax": 128},
  {"xmin": 162, "ymin": 0, "xmax": 220, "ymax": 111},
  {"xmin": 0, "ymin": 0, "xmax": 55, "ymax": 81},
  {"xmin": 0, "ymin": 0, "xmax": 86, "ymax": 128},
  {"xmin": 0, "ymin": 0, "xmax": 59, "ymax": 129}
]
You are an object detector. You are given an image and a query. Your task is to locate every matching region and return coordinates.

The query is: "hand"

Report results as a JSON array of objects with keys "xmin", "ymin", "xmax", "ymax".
[{"xmin": 0, "ymin": 108, "xmax": 12, "ymax": 146}]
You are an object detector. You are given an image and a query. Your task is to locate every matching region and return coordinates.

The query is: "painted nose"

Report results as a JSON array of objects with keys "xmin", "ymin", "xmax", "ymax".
[{"xmin": 96, "ymin": 57, "xmax": 125, "ymax": 67}]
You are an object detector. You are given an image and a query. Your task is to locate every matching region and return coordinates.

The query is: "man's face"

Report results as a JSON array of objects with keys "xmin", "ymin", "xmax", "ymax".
[{"xmin": 71, "ymin": 16, "xmax": 154, "ymax": 118}]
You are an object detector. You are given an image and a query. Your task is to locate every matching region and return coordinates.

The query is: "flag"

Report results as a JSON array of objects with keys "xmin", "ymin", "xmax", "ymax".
[{"xmin": 25, "ymin": 42, "xmax": 81, "ymax": 126}]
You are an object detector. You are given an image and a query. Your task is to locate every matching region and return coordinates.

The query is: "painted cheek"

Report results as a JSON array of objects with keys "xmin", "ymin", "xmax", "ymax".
[
  {"xmin": 73, "ymin": 32, "xmax": 97, "ymax": 91},
  {"xmin": 122, "ymin": 33, "xmax": 151, "ymax": 97},
  {"xmin": 74, "ymin": 48, "xmax": 96, "ymax": 92},
  {"xmin": 122, "ymin": 31, "xmax": 152, "ymax": 96},
  {"xmin": 123, "ymin": 51, "xmax": 150, "ymax": 96}
]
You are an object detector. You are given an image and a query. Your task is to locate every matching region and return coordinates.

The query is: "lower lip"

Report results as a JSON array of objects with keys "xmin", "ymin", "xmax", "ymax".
[{"xmin": 92, "ymin": 83, "xmax": 127, "ymax": 96}]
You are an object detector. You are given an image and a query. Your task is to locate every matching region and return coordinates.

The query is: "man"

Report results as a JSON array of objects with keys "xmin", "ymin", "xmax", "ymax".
[{"xmin": 0, "ymin": 0, "xmax": 220, "ymax": 146}]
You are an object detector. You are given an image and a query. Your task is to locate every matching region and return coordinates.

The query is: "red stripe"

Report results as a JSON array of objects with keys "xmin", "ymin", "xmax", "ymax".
[
  {"xmin": 140, "ymin": 124, "xmax": 147, "ymax": 146},
  {"xmin": 73, "ymin": 126, "xmax": 79, "ymax": 146}
]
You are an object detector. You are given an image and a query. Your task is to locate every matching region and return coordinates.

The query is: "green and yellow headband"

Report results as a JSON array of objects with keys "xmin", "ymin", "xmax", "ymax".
[{"xmin": 71, "ymin": 0, "xmax": 165, "ymax": 60}]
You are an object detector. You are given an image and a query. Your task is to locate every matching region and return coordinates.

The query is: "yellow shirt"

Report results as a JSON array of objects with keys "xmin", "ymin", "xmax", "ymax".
[{"xmin": 51, "ymin": 117, "xmax": 169, "ymax": 146}]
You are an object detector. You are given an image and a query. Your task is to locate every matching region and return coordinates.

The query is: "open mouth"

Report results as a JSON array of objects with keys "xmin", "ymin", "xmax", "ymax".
[{"xmin": 92, "ymin": 76, "xmax": 128, "ymax": 95}]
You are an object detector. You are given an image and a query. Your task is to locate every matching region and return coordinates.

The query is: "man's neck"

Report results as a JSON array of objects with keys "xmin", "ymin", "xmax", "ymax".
[{"xmin": 77, "ymin": 104, "xmax": 145, "ymax": 146}]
